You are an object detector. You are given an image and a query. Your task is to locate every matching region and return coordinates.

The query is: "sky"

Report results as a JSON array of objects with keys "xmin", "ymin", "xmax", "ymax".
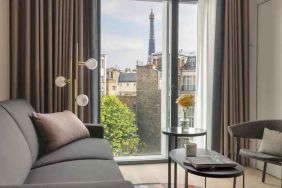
[{"xmin": 101, "ymin": 0, "xmax": 197, "ymax": 69}]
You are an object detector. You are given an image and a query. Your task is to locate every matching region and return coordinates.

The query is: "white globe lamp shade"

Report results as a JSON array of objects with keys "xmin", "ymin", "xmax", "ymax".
[
  {"xmin": 55, "ymin": 76, "xmax": 67, "ymax": 87},
  {"xmin": 85, "ymin": 58, "xmax": 98, "ymax": 70},
  {"xmin": 76, "ymin": 94, "xmax": 89, "ymax": 107}
]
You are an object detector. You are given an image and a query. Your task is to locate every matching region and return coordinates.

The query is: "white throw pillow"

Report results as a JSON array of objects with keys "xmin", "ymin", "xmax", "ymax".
[{"xmin": 259, "ymin": 128, "xmax": 282, "ymax": 157}]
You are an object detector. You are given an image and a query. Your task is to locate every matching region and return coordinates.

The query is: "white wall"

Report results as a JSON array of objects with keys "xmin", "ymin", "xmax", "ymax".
[
  {"xmin": 0, "ymin": 0, "xmax": 10, "ymax": 101},
  {"xmin": 249, "ymin": 0, "xmax": 282, "ymax": 179}
]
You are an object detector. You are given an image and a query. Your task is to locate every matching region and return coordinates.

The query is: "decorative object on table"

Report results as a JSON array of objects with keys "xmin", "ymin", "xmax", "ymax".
[
  {"xmin": 184, "ymin": 156, "xmax": 237, "ymax": 170},
  {"xmin": 55, "ymin": 44, "xmax": 98, "ymax": 114},
  {"xmin": 185, "ymin": 142, "xmax": 197, "ymax": 157},
  {"xmin": 176, "ymin": 94, "xmax": 195, "ymax": 130}
]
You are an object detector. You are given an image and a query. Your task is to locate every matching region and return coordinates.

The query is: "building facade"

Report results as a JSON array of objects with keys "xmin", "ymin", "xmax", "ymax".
[
  {"xmin": 100, "ymin": 54, "xmax": 107, "ymax": 96},
  {"xmin": 106, "ymin": 67, "xmax": 120, "ymax": 96},
  {"xmin": 136, "ymin": 65, "xmax": 161, "ymax": 154},
  {"xmin": 148, "ymin": 51, "xmax": 197, "ymax": 123},
  {"xmin": 118, "ymin": 72, "xmax": 137, "ymax": 96}
]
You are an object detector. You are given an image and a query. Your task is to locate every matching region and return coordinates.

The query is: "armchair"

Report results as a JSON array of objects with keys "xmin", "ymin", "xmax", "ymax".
[{"xmin": 228, "ymin": 120, "xmax": 282, "ymax": 185}]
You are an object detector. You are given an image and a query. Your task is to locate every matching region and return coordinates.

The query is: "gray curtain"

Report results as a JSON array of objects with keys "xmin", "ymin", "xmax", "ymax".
[
  {"xmin": 212, "ymin": 0, "xmax": 249, "ymax": 164},
  {"xmin": 10, "ymin": 0, "xmax": 98, "ymax": 122}
]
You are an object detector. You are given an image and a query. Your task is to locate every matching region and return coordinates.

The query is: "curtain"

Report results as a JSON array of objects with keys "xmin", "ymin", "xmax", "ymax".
[
  {"xmin": 10, "ymin": 0, "xmax": 99, "ymax": 122},
  {"xmin": 212, "ymin": 0, "xmax": 249, "ymax": 164},
  {"xmin": 195, "ymin": 0, "xmax": 216, "ymax": 149}
]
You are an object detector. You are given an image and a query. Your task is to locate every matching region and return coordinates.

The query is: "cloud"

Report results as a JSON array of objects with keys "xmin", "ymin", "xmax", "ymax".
[
  {"xmin": 102, "ymin": 34, "xmax": 146, "ymax": 52},
  {"xmin": 102, "ymin": 33, "xmax": 148, "ymax": 69},
  {"xmin": 179, "ymin": 4, "xmax": 198, "ymax": 52},
  {"xmin": 101, "ymin": 0, "xmax": 162, "ymax": 25},
  {"xmin": 105, "ymin": 49, "xmax": 146, "ymax": 70},
  {"xmin": 101, "ymin": 1, "xmax": 198, "ymax": 69}
]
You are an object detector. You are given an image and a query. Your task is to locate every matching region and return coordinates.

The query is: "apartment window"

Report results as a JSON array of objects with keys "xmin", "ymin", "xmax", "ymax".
[{"xmin": 183, "ymin": 76, "xmax": 196, "ymax": 91}]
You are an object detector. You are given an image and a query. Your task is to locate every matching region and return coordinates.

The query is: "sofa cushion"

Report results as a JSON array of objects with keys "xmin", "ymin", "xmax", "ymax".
[
  {"xmin": 33, "ymin": 138, "xmax": 114, "ymax": 168},
  {"xmin": 25, "ymin": 160, "xmax": 124, "ymax": 184},
  {"xmin": 31, "ymin": 111, "xmax": 90, "ymax": 152},
  {"xmin": 0, "ymin": 107, "xmax": 32, "ymax": 185},
  {"xmin": 0, "ymin": 100, "xmax": 40, "ymax": 162}
]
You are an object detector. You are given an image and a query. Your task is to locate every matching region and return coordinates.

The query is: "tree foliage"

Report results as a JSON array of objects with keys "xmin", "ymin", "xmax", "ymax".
[{"xmin": 101, "ymin": 95, "xmax": 141, "ymax": 156}]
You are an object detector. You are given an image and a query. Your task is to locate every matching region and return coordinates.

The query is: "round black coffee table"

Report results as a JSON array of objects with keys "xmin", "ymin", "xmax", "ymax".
[
  {"xmin": 162, "ymin": 127, "xmax": 207, "ymax": 188},
  {"xmin": 170, "ymin": 148, "xmax": 245, "ymax": 188}
]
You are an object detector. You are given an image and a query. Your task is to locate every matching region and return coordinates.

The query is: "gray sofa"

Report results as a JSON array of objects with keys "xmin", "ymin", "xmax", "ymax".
[{"xmin": 0, "ymin": 99, "xmax": 133, "ymax": 188}]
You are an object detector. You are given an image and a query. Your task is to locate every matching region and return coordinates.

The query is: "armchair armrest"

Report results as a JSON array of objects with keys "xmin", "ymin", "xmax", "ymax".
[
  {"xmin": 85, "ymin": 123, "xmax": 104, "ymax": 138},
  {"xmin": 1, "ymin": 181, "xmax": 134, "ymax": 188}
]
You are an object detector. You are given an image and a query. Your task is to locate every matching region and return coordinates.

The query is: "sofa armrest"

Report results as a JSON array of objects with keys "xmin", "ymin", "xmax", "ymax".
[
  {"xmin": 85, "ymin": 123, "xmax": 104, "ymax": 138},
  {"xmin": 1, "ymin": 181, "xmax": 134, "ymax": 188}
]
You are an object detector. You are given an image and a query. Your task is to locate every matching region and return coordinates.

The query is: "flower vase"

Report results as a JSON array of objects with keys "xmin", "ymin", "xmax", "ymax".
[{"xmin": 181, "ymin": 108, "xmax": 190, "ymax": 131}]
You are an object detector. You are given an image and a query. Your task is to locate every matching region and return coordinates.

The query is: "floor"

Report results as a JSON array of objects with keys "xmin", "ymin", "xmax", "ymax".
[{"xmin": 120, "ymin": 163, "xmax": 281, "ymax": 188}]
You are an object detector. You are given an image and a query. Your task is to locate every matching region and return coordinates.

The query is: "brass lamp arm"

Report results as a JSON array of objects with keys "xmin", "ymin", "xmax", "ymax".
[
  {"xmin": 64, "ymin": 79, "xmax": 71, "ymax": 84},
  {"xmin": 77, "ymin": 61, "xmax": 85, "ymax": 66}
]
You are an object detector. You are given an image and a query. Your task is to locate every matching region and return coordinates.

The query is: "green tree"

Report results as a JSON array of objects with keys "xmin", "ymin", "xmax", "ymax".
[{"xmin": 101, "ymin": 95, "xmax": 141, "ymax": 156}]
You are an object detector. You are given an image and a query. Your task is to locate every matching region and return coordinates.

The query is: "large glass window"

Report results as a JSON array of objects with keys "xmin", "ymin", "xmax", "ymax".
[
  {"xmin": 100, "ymin": 0, "xmax": 198, "ymax": 159},
  {"xmin": 101, "ymin": 0, "xmax": 163, "ymax": 158},
  {"xmin": 178, "ymin": 2, "xmax": 198, "ymax": 128}
]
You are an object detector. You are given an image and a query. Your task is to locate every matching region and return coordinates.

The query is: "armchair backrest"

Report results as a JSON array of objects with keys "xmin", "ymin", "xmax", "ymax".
[{"xmin": 228, "ymin": 120, "xmax": 282, "ymax": 139}]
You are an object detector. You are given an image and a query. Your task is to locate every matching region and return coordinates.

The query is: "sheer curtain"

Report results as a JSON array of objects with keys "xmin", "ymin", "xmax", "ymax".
[{"xmin": 195, "ymin": 0, "xmax": 216, "ymax": 149}]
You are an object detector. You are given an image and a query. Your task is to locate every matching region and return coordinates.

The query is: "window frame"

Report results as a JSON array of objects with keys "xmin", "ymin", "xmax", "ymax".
[{"xmin": 98, "ymin": 0, "xmax": 198, "ymax": 163}]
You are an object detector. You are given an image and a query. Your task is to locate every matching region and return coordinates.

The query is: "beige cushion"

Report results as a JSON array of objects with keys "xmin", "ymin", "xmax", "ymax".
[
  {"xmin": 32, "ymin": 111, "xmax": 90, "ymax": 152},
  {"xmin": 259, "ymin": 128, "xmax": 282, "ymax": 157}
]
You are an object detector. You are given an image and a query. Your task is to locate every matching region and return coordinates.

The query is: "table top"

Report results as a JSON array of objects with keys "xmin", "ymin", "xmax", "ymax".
[
  {"xmin": 170, "ymin": 148, "xmax": 244, "ymax": 178},
  {"xmin": 162, "ymin": 127, "xmax": 207, "ymax": 137}
]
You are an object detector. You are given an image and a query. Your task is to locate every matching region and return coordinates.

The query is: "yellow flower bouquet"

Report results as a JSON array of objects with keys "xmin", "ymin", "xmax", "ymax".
[{"xmin": 176, "ymin": 94, "xmax": 195, "ymax": 129}]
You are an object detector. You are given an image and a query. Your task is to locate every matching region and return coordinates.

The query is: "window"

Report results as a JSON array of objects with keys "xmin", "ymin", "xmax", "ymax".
[
  {"xmin": 177, "ymin": 2, "xmax": 198, "ymax": 128},
  {"xmin": 100, "ymin": 0, "xmax": 198, "ymax": 159},
  {"xmin": 182, "ymin": 76, "xmax": 196, "ymax": 91}
]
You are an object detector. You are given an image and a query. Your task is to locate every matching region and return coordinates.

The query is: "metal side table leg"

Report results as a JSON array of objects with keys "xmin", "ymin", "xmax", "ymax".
[
  {"xmin": 205, "ymin": 133, "xmax": 208, "ymax": 150},
  {"xmin": 243, "ymin": 173, "xmax": 245, "ymax": 188},
  {"xmin": 185, "ymin": 170, "xmax": 188, "ymax": 188},
  {"xmin": 168, "ymin": 136, "xmax": 172, "ymax": 188},
  {"xmin": 174, "ymin": 136, "xmax": 178, "ymax": 188},
  {"xmin": 174, "ymin": 162, "xmax": 177, "ymax": 187},
  {"xmin": 205, "ymin": 177, "xmax": 207, "ymax": 188},
  {"xmin": 233, "ymin": 177, "xmax": 236, "ymax": 188}
]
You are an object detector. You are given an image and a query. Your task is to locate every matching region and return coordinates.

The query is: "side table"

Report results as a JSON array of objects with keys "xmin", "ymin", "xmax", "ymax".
[{"xmin": 162, "ymin": 127, "xmax": 207, "ymax": 188}]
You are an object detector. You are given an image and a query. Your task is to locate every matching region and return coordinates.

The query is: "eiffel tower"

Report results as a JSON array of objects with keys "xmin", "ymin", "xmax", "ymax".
[{"xmin": 148, "ymin": 9, "xmax": 155, "ymax": 63}]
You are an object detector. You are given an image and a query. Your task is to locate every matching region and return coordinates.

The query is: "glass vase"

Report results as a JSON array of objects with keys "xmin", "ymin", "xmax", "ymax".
[{"xmin": 181, "ymin": 108, "xmax": 189, "ymax": 131}]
